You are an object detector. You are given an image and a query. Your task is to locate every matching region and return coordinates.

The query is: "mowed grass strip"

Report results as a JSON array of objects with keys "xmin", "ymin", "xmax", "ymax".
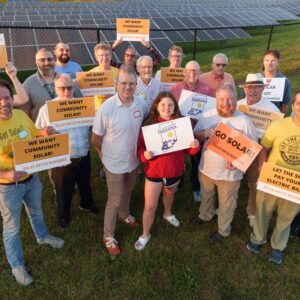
[{"xmin": 0, "ymin": 23, "xmax": 300, "ymax": 299}]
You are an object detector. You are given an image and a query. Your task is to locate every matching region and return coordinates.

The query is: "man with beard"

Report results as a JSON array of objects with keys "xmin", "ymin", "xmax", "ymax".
[
  {"xmin": 192, "ymin": 83, "xmax": 257, "ymax": 242},
  {"xmin": 20, "ymin": 48, "xmax": 82, "ymax": 122},
  {"xmin": 54, "ymin": 42, "xmax": 83, "ymax": 79}
]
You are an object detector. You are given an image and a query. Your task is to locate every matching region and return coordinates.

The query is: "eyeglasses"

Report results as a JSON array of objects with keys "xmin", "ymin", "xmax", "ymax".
[
  {"xmin": 170, "ymin": 55, "xmax": 183, "ymax": 58},
  {"xmin": 139, "ymin": 65, "xmax": 152, "ymax": 69},
  {"xmin": 118, "ymin": 81, "xmax": 136, "ymax": 87},
  {"xmin": 185, "ymin": 69, "xmax": 199, "ymax": 74},
  {"xmin": 36, "ymin": 57, "xmax": 54, "ymax": 63},
  {"xmin": 215, "ymin": 63, "xmax": 227, "ymax": 67},
  {"xmin": 125, "ymin": 53, "xmax": 136, "ymax": 58},
  {"xmin": 55, "ymin": 86, "xmax": 74, "ymax": 91}
]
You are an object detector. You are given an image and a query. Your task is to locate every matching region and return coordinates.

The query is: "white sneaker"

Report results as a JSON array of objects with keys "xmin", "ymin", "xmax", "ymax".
[
  {"xmin": 12, "ymin": 266, "xmax": 33, "ymax": 286},
  {"xmin": 37, "ymin": 234, "xmax": 65, "ymax": 248},
  {"xmin": 215, "ymin": 208, "xmax": 219, "ymax": 216},
  {"xmin": 193, "ymin": 191, "xmax": 201, "ymax": 203},
  {"xmin": 248, "ymin": 215, "xmax": 255, "ymax": 227},
  {"xmin": 163, "ymin": 215, "xmax": 180, "ymax": 227}
]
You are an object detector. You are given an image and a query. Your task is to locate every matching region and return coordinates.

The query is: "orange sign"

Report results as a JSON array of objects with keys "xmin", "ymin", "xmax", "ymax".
[
  {"xmin": 76, "ymin": 71, "xmax": 115, "ymax": 96},
  {"xmin": 13, "ymin": 134, "xmax": 70, "ymax": 173},
  {"xmin": 47, "ymin": 97, "xmax": 95, "ymax": 129},
  {"xmin": 206, "ymin": 123, "xmax": 262, "ymax": 172},
  {"xmin": 0, "ymin": 34, "xmax": 8, "ymax": 68},
  {"xmin": 160, "ymin": 67, "xmax": 184, "ymax": 83},
  {"xmin": 257, "ymin": 162, "xmax": 300, "ymax": 204},
  {"xmin": 117, "ymin": 18, "xmax": 150, "ymax": 41},
  {"xmin": 238, "ymin": 104, "xmax": 284, "ymax": 138}
]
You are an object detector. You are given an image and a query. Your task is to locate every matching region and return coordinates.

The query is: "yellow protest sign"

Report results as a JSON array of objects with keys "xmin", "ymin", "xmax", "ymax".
[
  {"xmin": 47, "ymin": 97, "xmax": 95, "ymax": 130},
  {"xmin": 238, "ymin": 104, "xmax": 284, "ymax": 138},
  {"xmin": 257, "ymin": 162, "xmax": 300, "ymax": 204},
  {"xmin": 117, "ymin": 18, "xmax": 150, "ymax": 42},
  {"xmin": 160, "ymin": 67, "xmax": 184, "ymax": 83},
  {"xmin": 76, "ymin": 71, "xmax": 115, "ymax": 96},
  {"xmin": 206, "ymin": 123, "xmax": 262, "ymax": 172},
  {"xmin": 0, "ymin": 34, "xmax": 8, "ymax": 68},
  {"xmin": 13, "ymin": 133, "xmax": 70, "ymax": 173}
]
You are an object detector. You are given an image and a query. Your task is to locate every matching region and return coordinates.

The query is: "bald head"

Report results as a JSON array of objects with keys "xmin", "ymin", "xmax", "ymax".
[{"xmin": 184, "ymin": 60, "xmax": 201, "ymax": 86}]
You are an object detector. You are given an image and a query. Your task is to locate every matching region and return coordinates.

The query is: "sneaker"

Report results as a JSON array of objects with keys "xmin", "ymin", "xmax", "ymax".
[
  {"xmin": 37, "ymin": 234, "xmax": 65, "ymax": 248},
  {"xmin": 189, "ymin": 215, "xmax": 204, "ymax": 225},
  {"xmin": 119, "ymin": 215, "xmax": 140, "ymax": 228},
  {"xmin": 248, "ymin": 215, "xmax": 255, "ymax": 227},
  {"xmin": 104, "ymin": 237, "xmax": 121, "ymax": 256},
  {"xmin": 215, "ymin": 208, "xmax": 219, "ymax": 216},
  {"xmin": 246, "ymin": 240, "xmax": 261, "ymax": 254},
  {"xmin": 269, "ymin": 249, "xmax": 283, "ymax": 265},
  {"xmin": 134, "ymin": 235, "xmax": 151, "ymax": 251},
  {"xmin": 12, "ymin": 266, "xmax": 33, "ymax": 286},
  {"xmin": 210, "ymin": 232, "xmax": 225, "ymax": 242},
  {"xmin": 193, "ymin": 191, "xmax": 201, "ymax": 203},
  {"xmin": 79, "ymin": 205, "xmax": 99, "ymax": 215},
  {"xmin": 163, "ymin": 214, "xmax": 180, "ymax": 227}
]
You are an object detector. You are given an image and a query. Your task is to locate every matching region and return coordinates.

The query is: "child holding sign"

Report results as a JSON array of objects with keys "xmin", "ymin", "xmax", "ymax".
[{"xmin": 135, "ymin": 91, "xmax": 200, "ymax": 251}]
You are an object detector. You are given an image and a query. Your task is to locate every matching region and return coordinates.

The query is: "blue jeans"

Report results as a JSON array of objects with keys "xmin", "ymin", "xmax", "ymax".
[{"xmin": 0, "ymin": 174, "xmax": 48, "ymax": 268}]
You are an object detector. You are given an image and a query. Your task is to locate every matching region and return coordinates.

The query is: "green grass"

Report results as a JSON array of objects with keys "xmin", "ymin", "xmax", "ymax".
[{"xmin": 1, "ymin": 23, "xmax": 300, "ymax": 299}]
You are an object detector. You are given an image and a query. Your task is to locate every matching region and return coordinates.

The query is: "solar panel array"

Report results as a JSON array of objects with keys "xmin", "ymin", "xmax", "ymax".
[{"xmin": 0, "ymin": 0, "xmax": 299, "ymax": 70}]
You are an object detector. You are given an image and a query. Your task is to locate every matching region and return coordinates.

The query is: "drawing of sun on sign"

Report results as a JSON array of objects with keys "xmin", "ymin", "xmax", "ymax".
[
  {"xmin": 159, "ymin": 121, "xmax": 178, "ymax": 151},
  {"xmin": 187, "ymin": 95, "xmax": 207, "ymax": 116}
]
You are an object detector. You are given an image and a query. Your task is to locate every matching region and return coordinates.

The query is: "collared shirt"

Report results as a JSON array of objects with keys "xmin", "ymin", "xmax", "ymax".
[
  {"xmin": 171, "ymin": 80, "xmax": 215, "ymax": 102},
  {"xmin": 35, "ymin": 98, "xmax": 90, "ymax": 158},
  {"xmin": 199, "ymin": 71, "xmax": 236, "ymax": 96},
  {"xmin": 135, "ymin": 77, "xmax": 161, "ymax": 109},
  {"xmin": 22, "ymin": 71, "xmax": 82, "ymax": 122},
  {"xmin": 92, "ymin": 93, "xmax": 148, "ymax": 174}
]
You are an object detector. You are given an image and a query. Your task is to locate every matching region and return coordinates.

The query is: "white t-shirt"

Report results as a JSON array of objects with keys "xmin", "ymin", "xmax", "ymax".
[
  {"xmin": 92, "ymin": 93, "xmax": 148, "ymax": 174},
  {"xmin": 195, "ymin": 108, "xmax": 258, "ymax": 181}
]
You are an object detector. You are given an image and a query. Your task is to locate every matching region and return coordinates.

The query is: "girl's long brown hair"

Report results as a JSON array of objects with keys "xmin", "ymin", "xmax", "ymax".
[{"xmin": 143, "ymin": 91, "xmax": 182, "ymax": 126}]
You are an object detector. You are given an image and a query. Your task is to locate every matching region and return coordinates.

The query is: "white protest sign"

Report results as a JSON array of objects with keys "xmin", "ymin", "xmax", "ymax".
[
  {"xmin": 178, "ymin": 90, "xmax": 216, "ymax": 119},
  {"xmin": 262, "ymin": 78, "xmax": 285, "ymax": 102},
  {"xmin": 142, "ymin": 116, "xmax": 194, "ymax": 156}
]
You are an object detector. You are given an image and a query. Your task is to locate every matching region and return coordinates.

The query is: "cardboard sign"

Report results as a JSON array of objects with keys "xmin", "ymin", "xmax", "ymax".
[
  {"xmin": 262, "ymin": 78, "xmax": 285, "ymax": 102},
  {"xmin": 142, "ymin": 116, "xmax": 194, "ymax": 156},
  {"xmin": 257, "ymin": 163, "xmax": 300, "ymax": 204},
  {"xmin": 47, "ymin": 97, "xmax": 95, "ymax": 130},
  {"xmin": 13, "ymin": 134, "xmax": 70, "ymax": 173},
  {"xmin": 206, "ymin": 123, "xmax": 262, "ymax": 172},
  {"xmin": 0, "ymin": 34, "xmax": 8, "ymax": 68},
  {"xmin": 160, "ymin": 67, "xmax": 184, "ymax": 91},
  {"xmin": 117, "ymin": 18, "xmax": 150, "ymax": 42},
  {"xmin": 76, "ymin": 71, "xmax": 115, "ymax": 96},
  {"xmin": 178, "ymin": 90, "xmax": 216, "ymax": 119},
  {"xmin": 238, "ymin": 104, "xmax": 284, "ymax": 138}
]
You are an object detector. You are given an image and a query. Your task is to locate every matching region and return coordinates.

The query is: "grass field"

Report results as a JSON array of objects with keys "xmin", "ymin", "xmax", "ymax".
[{"xmin": 0, "ymin": 24, "xmax": 300, "ymax": 299}]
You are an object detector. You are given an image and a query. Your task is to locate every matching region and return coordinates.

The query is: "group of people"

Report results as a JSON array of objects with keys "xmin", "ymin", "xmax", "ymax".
[{"xmin": 0, "ymin": 39, "xmax": 299, "ymax": 286}]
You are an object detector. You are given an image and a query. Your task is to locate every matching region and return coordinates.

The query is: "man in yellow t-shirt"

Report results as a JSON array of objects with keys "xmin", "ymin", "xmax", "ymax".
[
  {"xmin": 0, "ymin": 79, "xmax": 64, "ymax": 286},
  {"xmin": 247, "ymin": 92, "xmax": 300, "ymax": 264}
]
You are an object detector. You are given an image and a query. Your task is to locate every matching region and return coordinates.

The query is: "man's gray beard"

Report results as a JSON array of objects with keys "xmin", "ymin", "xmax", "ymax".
[
  {"xmin": 217, "ymin": 108, "xmax": 235, "ymax": 118},
  {"xmin": 38, "ymin": 66, "xmax": 54, "ymax": 77}
]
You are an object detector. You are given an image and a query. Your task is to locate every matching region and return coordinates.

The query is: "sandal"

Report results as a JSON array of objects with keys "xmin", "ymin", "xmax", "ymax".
[
  {"xmin": 163, "ymin": 214, "xmax": 180, "ymax": 227},
  {"xmin": 134, "ymin": 235, "xmax": 151, "ymax": 251}
]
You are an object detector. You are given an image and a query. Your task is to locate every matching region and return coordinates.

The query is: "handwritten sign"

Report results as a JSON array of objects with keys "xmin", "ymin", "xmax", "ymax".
[
  {"xmin": 257, "ymin": 163, "xmax": 300, "ymax": 204},
  {"xmin": 178, "ymin": 90, "xmax": 216, "ymax": 120},
  {"xmin": 47, "ymin": 97, "xmax": 95, "ymax": 130},
  {"xmin": 13, "ymin": 134, "xmax": 70, "ymax": 173},
  {"xmin": 142, "ymin": 116, "xmax": 194, "ymax": 156},
  {"xmin": 117, "ymin": 18, "xmax": 150, "ymax": 42},
  {"xmin": 262, "ymin": 78, "xmax": 285, "ymax": 102},
  {"xmin": 238, "ymin": 104, "xmax": 284, "ymax": 138},
  {"xmin": 0, "ymin": 34, "xmax": 8, "ymax": 68},
  {"xmin": 160, "ymin": 67, "xmax": 184, "ymax": 91},
  {"xmin": 206, "ymin": 123, "xmax": 262, "ymax": 172},
  {"xmin": 76, "ymin": 71, "xmax": 115, "ymax": 96}
]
